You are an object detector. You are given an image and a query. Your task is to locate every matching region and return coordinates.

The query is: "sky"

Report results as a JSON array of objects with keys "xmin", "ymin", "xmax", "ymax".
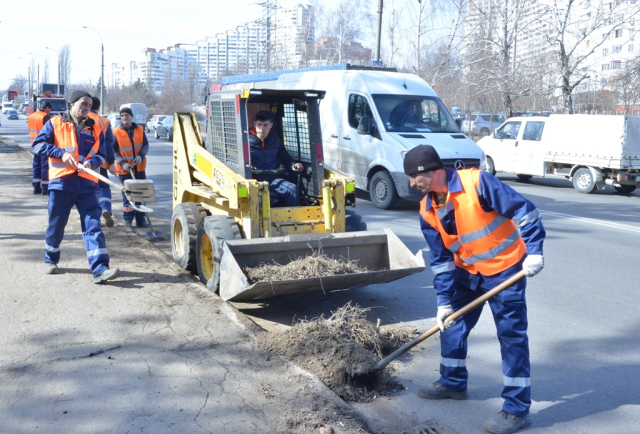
[{"xmin": 0, "ymin": 0, "xmax": 347, "ymax": 92}]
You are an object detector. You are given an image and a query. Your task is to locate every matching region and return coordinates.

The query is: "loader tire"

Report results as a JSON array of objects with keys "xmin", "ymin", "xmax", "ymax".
[
  {"xmin": 196, "ymin": 216, "xmax": 242, "ymax": 293},
  {"xmin": 172, "ymin": 203, "xmax": 207, "ymax": 273},
  {"xmin": 345, "ymin": 209, "xmax": 367, "ymax": 232}
]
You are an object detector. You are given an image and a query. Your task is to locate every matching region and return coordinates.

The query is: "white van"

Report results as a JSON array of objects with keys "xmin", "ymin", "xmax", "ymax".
[
  {"xmin": 477, "ymin": 114, "xmax": 640, "ymax": 194},
  {"xmin": 2, "ymin": 102, "xmax": 14, "ymax": 114},
  {"xmin": 221, "ymin": 66, "xmax": 485, "ymax": 209},
  {"xmin": 120, "ymin": 103, "xmax": 148, "ymax": 127}
]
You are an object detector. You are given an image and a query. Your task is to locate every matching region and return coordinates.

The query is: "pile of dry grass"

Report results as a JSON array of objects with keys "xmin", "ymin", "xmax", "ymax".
[{"xmin": 245, "ymin": 249, "xmax": 368, "ymax": 283}]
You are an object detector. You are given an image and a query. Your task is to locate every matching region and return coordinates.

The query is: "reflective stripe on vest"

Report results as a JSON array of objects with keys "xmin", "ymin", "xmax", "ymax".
[
  {"xmin": 114, "ymin": 125, "xmax": 146, "ymax": 175},
  {"xmin": 27, "ymin": 111, "xmax": 48, "ymax": 146},
  {"xmin": 48, "ymin": 117, "xmax": 102, "ymax": 183},
  {"xmin": 420, "ymin": 168, "xmax": 527, "ymax": 275},
  {"xmin": 88, "ymin": 112, "xmax": 112, "ymax": 169}
]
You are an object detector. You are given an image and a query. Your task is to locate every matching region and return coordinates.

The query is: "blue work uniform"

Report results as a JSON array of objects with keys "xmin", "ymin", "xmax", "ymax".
[
  {"xmin": 97, "ymin": 120, "xmax": 116, "ymax": 215},
  {"xmin": 421, "ymin": 169, "xmax": 545, "ymax": 417},
  {"xmin": 113, "ymin": 122, "xmax": 149, "ymax": 226}
]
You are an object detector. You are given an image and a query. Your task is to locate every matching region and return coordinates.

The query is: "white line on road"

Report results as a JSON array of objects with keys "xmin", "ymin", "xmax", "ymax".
[{"xmin": 540, "ymin": 210, "xmax": 640, "ymax": 234}]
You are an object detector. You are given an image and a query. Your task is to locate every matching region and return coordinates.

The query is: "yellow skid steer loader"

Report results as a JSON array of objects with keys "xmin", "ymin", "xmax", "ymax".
[{"xmin": 171, "ymin": 88, "xmax": 424, "ymax": 301}]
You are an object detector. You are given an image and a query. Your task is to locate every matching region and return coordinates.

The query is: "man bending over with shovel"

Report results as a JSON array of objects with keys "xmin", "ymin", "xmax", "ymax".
[{"xmin": 405, "ymin": 145, "xmax": 546, "ymax": 434}]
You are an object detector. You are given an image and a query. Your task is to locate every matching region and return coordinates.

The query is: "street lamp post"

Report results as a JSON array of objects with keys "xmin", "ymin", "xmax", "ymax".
[
  {"xmin": 83, "ymin": 26, "xmax": 104, "ymax": 115},
  {"xmin": 45, "ymin": 47, "xmax": 60, "ymax": 95},
  {"xmin": 18, "ymin": 57, "xmax": 31, "ymax": 97}
]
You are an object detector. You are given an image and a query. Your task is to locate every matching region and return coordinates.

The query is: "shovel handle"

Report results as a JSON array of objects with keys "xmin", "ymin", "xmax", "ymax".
[
  {"xmin": 372, "ymin": 270, "xmax": 526, "ymax": 372},
  {"xmin": 82, "ymin": 166, "xmax": 125, "ymax": 192}
]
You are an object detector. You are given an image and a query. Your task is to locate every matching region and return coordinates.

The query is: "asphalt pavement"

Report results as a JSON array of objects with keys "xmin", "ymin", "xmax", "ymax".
[{"xmin": 2, "ymin": 112, "xmax": 639, "ymax": 433}]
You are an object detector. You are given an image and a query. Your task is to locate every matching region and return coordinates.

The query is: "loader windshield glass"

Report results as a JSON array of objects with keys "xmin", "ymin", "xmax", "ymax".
[{"xmin": 373, "ymin": 94, "xmax": 459, "ymax": 133}]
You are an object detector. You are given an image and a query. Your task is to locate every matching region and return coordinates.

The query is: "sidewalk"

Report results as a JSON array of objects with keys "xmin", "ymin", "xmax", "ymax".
[{"xmin": 0, "ymin": 137, "xmax": 369, "ymax": 434}]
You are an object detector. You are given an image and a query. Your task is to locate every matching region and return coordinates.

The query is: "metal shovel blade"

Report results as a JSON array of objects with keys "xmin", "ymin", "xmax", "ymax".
[{"xmin": 145, "ymin": 214, "xmax": 167, "ymax": 241}]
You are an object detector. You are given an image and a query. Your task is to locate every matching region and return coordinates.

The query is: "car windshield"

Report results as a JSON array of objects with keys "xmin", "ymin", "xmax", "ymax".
[
  {"xmin": 39, "ymin": 99, "xmax": 67, "ymax": 111},
  {"xmin": 372, "ymin": 94, "xmax": 459, "ymax": 133}
]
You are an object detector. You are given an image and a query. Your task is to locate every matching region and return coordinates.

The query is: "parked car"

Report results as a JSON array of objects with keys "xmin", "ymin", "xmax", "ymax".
[
  {"xmin": 155, "ymin": 116, "xmax": 174, "ymax": 140},
  {"xmin": 107, "ymin": 113, "xmax": 121, "ymax": 129},
  {"xmin": 2, "ymin": 101, "xmax": 14, "ymax": 114},
  {"xmin": 461, "ymin": 112, "xmax": 505, "ymax": 137},
  {"xmin": 6, "ymin": 109, "xmax": 19, "ymax": 120},
  {"xmin": 146, "ymin": 115, "xmax": 168, "ymax": 133}
]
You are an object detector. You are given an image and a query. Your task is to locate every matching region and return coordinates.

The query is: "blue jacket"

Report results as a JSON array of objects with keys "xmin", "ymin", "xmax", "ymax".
[
  {"xmin": 421, "ymin": 169, "xmax": 546, "ymax": 306},
  {"xmin": 32, "ymin": 114, "xmax": 107, "ymax": 194},
  {"xmin": 249, "ymin": 130, "xmax": 294, "ymax": 182}
]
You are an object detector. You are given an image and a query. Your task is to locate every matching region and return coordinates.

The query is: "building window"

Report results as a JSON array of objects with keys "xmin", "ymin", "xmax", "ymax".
[
  {"xmin": 615, "ymin": 29, "xmax": 622, "ymax": 38},
  {"xmin": 602, "ymin": 63, "xmax": 610, "ymax": 70},
  {"xmin": 612, "ymin": 45, "xmax": 622, "ymax": 53},
  {"xmin": 629, "ymin": 44, "xmax": 635, "ymax": 52},
  {"xmin": 603, "ymin": 48, "xmax": 609, "ymax": 56},
  {"xmin": 612, "ymin": 60, "xmax": 621, "ymax": 69}
]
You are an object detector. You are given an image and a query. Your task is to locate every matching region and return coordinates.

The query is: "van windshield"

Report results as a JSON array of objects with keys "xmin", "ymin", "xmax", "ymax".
[
  {"xmin": 39, "ymin": 99, "xmax": 67, "ymax": 112},
  {"xmin": 372, "ymin": 94, "xmax": 459, "ymax": 133}
]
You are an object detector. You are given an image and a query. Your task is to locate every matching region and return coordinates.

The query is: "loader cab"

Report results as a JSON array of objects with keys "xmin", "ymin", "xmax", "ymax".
[{"xmin": 206, "ymin": 88, "xmax": 328, "ymax": 206}]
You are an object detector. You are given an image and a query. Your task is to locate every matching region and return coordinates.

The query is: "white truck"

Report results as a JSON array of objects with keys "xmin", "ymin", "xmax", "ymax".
[
  {"xmin": 120, "ymin": 103, "xmax": 148, "ymax": 127},
  {"xmin": 220, "ymin": 64, "xmax": 485, "ymax": 209},
  {"xmin": 477, "ymin": 114, "xmax": 640, "ymax": 193}
]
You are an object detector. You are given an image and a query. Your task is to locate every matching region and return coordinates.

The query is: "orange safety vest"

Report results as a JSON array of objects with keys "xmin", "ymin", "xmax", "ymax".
[
  {"xmin": 27, "ymin": 110, "xmax": 48, "ymax": 146},
  {"xmin": 420, "ymin": 169, "xmax": 527, "ymax": 276},
  {"xmin": 113, "ymin": 125, "xmax": 146, "ymax": 175},
  {"xmin": 48, "ymin": 117, "xmax": 102, "ymax": 183},
  {"xmin": 88, "ymin": 112, "xmax": 112, "ymax": 169}
]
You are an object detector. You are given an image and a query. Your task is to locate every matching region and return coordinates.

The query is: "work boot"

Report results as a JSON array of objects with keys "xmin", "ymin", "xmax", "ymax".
[
  {"xmin": 484, "ymin": 411, "xmax": 531, "ymax": 434},
  {"xmin": 44, "ymin": 263, "xmax": 59, "ymax": 274},
  {"xmin": 33, "ymin": 185, "xmax": 42, "ymax": 194},
  {"xmin": 102, "ymin": 210, "xmax": 114, "ymax": 228},
  {"xmin": 416, "ymin": 381, "xmax": 468, "ymax": 400},
  {"xmin": 136, "ymin": 219, "xmax": 150, "ymax": 228},
  {"xmin": 124, "ymin": 218, "xmax": 133, "ymax": 227},
  {"xmin": 41, "ymin": 189, "xmax": 48, "ymax": 196},
  {"xmin": 93, "ymin": 268, "xmax": 120, "ymax": 284}
]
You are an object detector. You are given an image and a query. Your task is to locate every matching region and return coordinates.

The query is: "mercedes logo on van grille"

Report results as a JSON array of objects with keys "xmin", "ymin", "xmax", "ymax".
[{"xmin": 454, "ymin": 160, "xmax": 465, "ymax": 170}]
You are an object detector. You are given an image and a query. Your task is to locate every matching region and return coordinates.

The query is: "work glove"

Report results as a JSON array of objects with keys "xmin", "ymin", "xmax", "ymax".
[
  {"xmin": 121, "ymin": 162, "xmax": 132, "ymax": 172},
  {"xmin": 108, "ymin": 163, "xmax": 117, "ymax": 175},
  {"xmin": 133, "ymin": 156, "xmax": 142, "ymax": 166},
  {"xmin": 437, "ymin": 305, "xmax": 455, "ymax": 332},
  {"xmin": 523, "ymin": 254, "xmax": 544, "ymax": 277}
]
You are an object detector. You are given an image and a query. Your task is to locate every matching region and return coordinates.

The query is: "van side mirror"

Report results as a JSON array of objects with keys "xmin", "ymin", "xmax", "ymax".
[
  {"xmin": 455, "ymin": 118, "xmax": 462, "ymax": 129},
  {"xmin": 357, "ymin": 116, "xmax": 371, "ymax": 135}
]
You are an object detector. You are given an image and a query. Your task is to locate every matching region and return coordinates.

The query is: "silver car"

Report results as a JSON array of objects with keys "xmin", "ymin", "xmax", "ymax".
[
  {"xmin": 461, "ymin": 113, "xmax": 505, "ymax": 137},
  {"xmin": 146, "ymin": 115, "xmax": 168, "ymax": 133}
]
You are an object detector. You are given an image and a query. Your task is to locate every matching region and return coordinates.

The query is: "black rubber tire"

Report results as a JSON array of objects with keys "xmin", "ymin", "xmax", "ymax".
[
  {"xmin": 517, "ymin": 174, "xmax": 533, "ymax": 181},
  {"xmin": 614, "ymin": 185, "xmax": 636, "ymax": 194},
  {"xmin": 369, "ymin": 171, "xmax": 399, "ymax": 209},
  {"xmin": 154, "ymin": 130, "xmax": 159, "ymax": 139},
  {"xmin": 166, "ymin": 131, "xmax": 171, "ymax": 141},
  {"xmin": 480, "ymin": 128, "xmax": 490, "ymax": 137},
  {"xmin": 171, "ymin": 203, "xmax": 207, "ymax": 273},
  {"xmin": 572, "ymin": 168, "xmax": 596, "ymax": 193},
  {"xmin": 196, "ymin": 216, "xmax": 242, "ymax": 293},
  {"xmin": 345, "ymin": 209, "xmax": 368, "ymax": 232},
  {"xmin": 486, "ymin": 156, "xmax": 496, "ymax": 176}
]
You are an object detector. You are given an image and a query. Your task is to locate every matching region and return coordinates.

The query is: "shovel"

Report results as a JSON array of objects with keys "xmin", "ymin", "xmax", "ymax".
[
  {"xmin": 363, "ymin": 270, "xmax": 526, "ymax": 374},
  {"xmin": 127, "ymin": 169, "xmax": 166, "ymax": 242},
  {"xmin": 83, "ymin": 167, "xmax": 154, "ymax": 213}
]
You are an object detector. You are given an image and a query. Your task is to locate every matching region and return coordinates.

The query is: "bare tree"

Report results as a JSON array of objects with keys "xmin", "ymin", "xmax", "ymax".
[
  {"xmin": 58, "ymin": 44, "xmax": 72, "ymax": 89},
  {"xmin": 545, "ymin": 0, "xmax": 640, "ymax": 113},
  {"xmin": 383, "ymin": 0, "xmax": 404, "ymax": 67},
  {"xmin": 611, "ymin": 54, "xmax": 640, "ymax": 114},
  {"xmin": 10, "ymin": 75, "xmax": 28, "ymax": 94},
  {"xmin": 42, "ymin": 59, "xmax": 50, "ymax": 84},
  {"xmin": 315, "ymin": 0, "xmax": 371, "ymax": 64},
  {"xmin": 28, "ymin": 57, "xmax": 38, "ymax": 95}
]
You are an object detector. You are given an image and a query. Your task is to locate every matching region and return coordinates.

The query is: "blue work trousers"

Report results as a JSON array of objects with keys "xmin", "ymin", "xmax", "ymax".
[
  {"xmin": 32, "ymin": 154, "xmax": 49, "ymax": 190},
  {"xmin": 438, "ymin": 271, "xmax": 531, "ymax": 417},
  {"xmin": 269, "ymin": 178, "xmax": 299, "ymax": 207},
  {"xmin": 45, "ymin": 190, "xmax": 110, "ymax": 278},
  {"xmin": 118, "ymin": 171, "xmax": 146, "ymax": 225},
  {"xmin": 97, "ymin": 167, "xmax": 112, "ymax": 215}
]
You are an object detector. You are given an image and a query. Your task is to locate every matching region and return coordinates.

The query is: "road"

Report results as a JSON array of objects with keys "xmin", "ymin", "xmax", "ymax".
[{"xmin": 3, "ymin": 112, "xmax": 639, "ymax": 433}]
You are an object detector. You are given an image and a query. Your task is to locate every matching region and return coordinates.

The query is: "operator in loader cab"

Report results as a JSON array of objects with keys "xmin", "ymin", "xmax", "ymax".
[
  {"xmin": 405, "ymin": 145, "xmax": 546, "ymax": 434},
  {"xmin": 249, "ymin": 110, "xmax": 303, "ymax": 207}
]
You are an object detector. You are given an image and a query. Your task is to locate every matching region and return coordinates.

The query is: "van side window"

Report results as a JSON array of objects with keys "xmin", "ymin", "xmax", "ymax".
[
  {"xmin": 522, "ymin": 122, "xmax": 545, "ymax": 141},
  {"xmin": 348, "ymin": 94, "xmax": 373, "ymax": 129},
  {"xmin": 496, "ymin": 121, "xmax": 522, "ymax": 140}
]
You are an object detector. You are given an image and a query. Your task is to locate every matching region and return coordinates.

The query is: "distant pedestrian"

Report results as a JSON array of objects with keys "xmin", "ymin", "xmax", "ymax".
[
  {"xmin": 113, "ymin": 107, "xmax": 149, "ymax": 227},
  {"xmin": 27, "ymin": 100, "xmax": 53, "ymax": 195},
  {"xmin": 32, "ymin": 90, "xmax": 120, "ymax": 284}
]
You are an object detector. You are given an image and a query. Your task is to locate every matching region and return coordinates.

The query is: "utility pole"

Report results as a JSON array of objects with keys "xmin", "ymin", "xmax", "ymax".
[
  {"xmin": 375, "ymin": 0, "xmax": 383, "ymax": 62},
  {"xmin": 83, "ymin": 27, "xmax": 105, "ymax": 115}
]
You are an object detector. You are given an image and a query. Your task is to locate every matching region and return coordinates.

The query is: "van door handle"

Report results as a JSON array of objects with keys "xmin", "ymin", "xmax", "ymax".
[
  {"xmin": 331, "ymin": 134, "xmax": 339, "ymax": 138},
  {"xmin": 343, "ymin": 136, "xmax": 351, "ymax": 140},
  {"xmin": 515, "ymin": 141, "xmax": 518, "ymax": 147}
]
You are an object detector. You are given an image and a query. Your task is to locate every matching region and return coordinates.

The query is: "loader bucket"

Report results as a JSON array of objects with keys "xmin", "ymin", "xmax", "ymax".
[{"xmin": 219, "ymin": 228, "xmax": 425, "ymax": 301}]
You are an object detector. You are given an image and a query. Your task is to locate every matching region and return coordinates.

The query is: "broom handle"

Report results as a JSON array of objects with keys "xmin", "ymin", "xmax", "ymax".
[
  {"xmin": 373, "ymin": 270, "xmax": 526, "ymax": 372},
  {"xmin": 82, "ymin": 166, "xmax": 125, "ymax": 192}
]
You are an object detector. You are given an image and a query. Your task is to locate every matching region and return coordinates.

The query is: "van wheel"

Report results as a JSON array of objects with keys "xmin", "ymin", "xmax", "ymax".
[
  {"xmin": 486, "ymin": 157, "xmax": 496, "ymax": 175},
  {"xmin": 154, "ymin": 130, "xmax": 159, "ymax": 139},
  {"xmin": 166, "ymin": 131, "xmax": 171, "ymax": 141},
  {"xmin": 345, "ymin": 209, "xmax": 367, "ymax": 232},
  {"xmin": 516, "ymin": 174, "xmax": 533, "ymax": 181},
  {"xmin": 614, "ymin": 185, "xmax": 636, "ymax": 194},
  {"xmin": 171, "ymin": 202, "xmax": 207, "ymax": 273},
  {"xmin": 370, "ymin": 171, "xmax": 399, "ymax": 209},
  {"xmin": 196, "ymin": 216, "xmax": 242, "ymax": 293},
  {"xmin": 572, "ymin": 168, "xmax": 596, "ymax": 193},
  {"xmin": 480, "ymin": 128, "xmax": 490, "ymax": 137}
]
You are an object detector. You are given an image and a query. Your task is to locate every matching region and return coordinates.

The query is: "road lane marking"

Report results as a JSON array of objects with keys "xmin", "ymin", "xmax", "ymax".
[{"xmin": 540, "ymin": 210, "xmax": 640, "ymax": 234}]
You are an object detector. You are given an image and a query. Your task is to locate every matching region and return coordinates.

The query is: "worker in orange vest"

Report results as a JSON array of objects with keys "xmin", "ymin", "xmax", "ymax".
[
  {"xmin": 27, "ymin": 100, "xmax": 53, "ymax": 195},
  {"xmin": 32, "ymin": 90, "xmax": 120, "ymax": 284},
  {"xmin": 88, "ymin": 97, "xmax": 116, "ymax": 228},
  {"xmin": 113, "ymin": 106, "xmax": 149, "ymax": 227},
  {"xmin": 404, "ymin": 145, "xmax": 546, "ymax": 434}
]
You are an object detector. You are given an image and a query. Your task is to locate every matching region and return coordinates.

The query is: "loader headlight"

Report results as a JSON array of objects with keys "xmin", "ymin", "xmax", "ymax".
[{"xmin": 346, "ymin": 183, "xmax": 355, "ymax": 193}]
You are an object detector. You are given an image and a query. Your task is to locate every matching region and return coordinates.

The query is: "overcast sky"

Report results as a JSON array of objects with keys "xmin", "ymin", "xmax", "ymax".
[{"xmin": 0, "ymin": 0, "xmax": 347, "ymax": 92}]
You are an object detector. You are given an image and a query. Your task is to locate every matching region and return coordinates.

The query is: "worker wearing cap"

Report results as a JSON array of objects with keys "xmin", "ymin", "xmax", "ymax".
[
  {"xmin": 32, "ymin": 90, "xmax": 120, "ymax": 284},
  {"xmin": 27, "ymin": 100, "xmax": 53, "ymax": 195},
  {"xmin": 250, "ymin": 110, "xmax": 303, "ymax": 206},
  {"xmin": 113, "ymin": 106, "xmax": 149, "ymax": 227},
  {"xmin": 88, "ymin": 97, "xmax": 117, "ymax": 228},
  {"xmin": 404, "ymin": 145, "xmax": 545, "ymax": 434}
]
